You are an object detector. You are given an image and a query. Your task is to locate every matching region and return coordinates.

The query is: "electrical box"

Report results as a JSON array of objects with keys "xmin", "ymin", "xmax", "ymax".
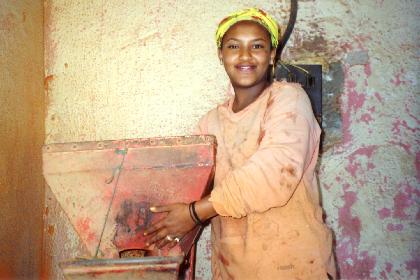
[{"xmin": 275, "ymin": 64, "xmax": 322, "ymax": 125}]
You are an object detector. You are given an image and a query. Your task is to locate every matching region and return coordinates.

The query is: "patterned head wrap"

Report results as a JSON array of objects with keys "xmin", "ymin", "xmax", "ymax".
[{"xmin": 216, "ymin": 8, "xmax": 280, "ymax": 49}]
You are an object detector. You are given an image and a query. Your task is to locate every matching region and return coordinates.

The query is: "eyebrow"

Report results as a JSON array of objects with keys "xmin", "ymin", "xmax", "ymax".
[{"xmin": 225, "ymin": 37, "xmax": 268, "ymax": 42}]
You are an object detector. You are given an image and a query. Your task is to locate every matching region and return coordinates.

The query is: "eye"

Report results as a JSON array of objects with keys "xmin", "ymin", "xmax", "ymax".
[
  {"xmin": 252, "ymin": 43, "xmax": 265, "ymax": 49},
  {"xmin": 226, "ymin": 44, "xmax": 239, "ymax": 49}
]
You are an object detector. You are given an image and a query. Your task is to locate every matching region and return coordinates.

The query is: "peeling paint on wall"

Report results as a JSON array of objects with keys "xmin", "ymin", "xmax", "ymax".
[{"xmin": 43, "ymin": 1, "xmax": 419, "ymax": 279}]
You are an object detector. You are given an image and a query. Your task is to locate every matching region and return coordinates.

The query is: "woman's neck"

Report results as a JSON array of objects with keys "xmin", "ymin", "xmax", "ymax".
[{"xmin": 231, "ymin": 81, "xmax": 270, "ymax": 113}]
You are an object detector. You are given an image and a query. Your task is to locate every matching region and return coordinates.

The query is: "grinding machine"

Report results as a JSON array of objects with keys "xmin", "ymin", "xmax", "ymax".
[{"xmin": 43, "ymin": 135, "xmax": 216, "ymax": 279}]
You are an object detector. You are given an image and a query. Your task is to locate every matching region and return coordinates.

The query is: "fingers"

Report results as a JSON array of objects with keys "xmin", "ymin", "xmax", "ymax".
[
  {"xmin": 145, "ymin": 219, "xmax": 178, "ymax": 247},
  {"xmin": 147, "ymin": 229, "xmax": 181, "ymax": 249},
  {"xmin": 143, "ymin": 219, "xmax": 165, "ymax": 236},
  {"xmin": 146, "ymin": 228, "xmax": 167, "ymax": 246},
  {"xmin": 166, "ymin": 236, "xmax": 181, "ymax": 249},
  {"xmin": 156, "ymin": 235, "xmax": 181, "ymax": 249},
  {"xmin": 156, "ymin": 235, "xmax": 171, "ymax": 248},
  {"xmin": 150, "ymin": 205, "xmax": 172, "ymax": 213},
  {"xmin": 144, "ymin": 203, "xmax": 189, "ymax": 249}
]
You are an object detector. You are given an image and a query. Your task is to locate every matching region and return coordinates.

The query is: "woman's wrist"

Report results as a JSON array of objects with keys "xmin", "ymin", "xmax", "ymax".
[
  {"xmin": 192, "ymin": 195, "xmax": 218, "ymax": 223},
  {"xmin": 189, "ymin": 201, "xmax": 204, "ymax": 226}
]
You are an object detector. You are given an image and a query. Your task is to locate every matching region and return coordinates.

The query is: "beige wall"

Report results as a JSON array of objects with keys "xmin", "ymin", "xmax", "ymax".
[
  {"xmin": 0, "ymin": 1, "xmax": 45, "ymax": 278},
  {"xmin": 43, "ymin": 1, "xmax": 419, "ymax": 279}
]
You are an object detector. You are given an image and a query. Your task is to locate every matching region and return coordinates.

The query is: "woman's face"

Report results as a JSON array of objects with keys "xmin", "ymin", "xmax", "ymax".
[{"xmin": 218, "ymin": 21, "xmax": 276, "ymax": 89}]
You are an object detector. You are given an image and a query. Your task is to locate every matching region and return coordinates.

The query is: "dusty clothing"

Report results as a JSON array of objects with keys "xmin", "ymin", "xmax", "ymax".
[{"xmin": 196, "ymin": 81, "xmax": 336, "ymax": 280}]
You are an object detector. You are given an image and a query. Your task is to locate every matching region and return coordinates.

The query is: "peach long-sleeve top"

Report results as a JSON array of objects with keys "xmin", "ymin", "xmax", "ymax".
[{"xmin": 196, "ymin": 81, "xmax": 336, "ymax": 280}]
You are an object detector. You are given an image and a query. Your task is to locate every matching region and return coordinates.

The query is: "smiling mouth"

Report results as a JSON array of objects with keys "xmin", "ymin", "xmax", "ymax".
[{"xmin": 235, "ymin": 65, "xmax": 256, "ymax": 72}]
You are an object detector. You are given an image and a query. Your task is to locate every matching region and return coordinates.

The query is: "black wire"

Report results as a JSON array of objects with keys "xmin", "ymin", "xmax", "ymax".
[{"xmin": 275, "ymin": 0, "xmax": 298, "ymax": 64}]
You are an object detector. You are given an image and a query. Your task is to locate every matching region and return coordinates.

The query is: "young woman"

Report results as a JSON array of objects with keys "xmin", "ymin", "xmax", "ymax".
[{"xmin": 144, "ymin": 8, "xmax": 336, "ymax": 279}]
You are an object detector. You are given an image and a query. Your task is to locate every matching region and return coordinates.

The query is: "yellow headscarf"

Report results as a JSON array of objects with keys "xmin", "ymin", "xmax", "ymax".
[{"xmin": 215, "ymin": 8, "xmax": 280, "ymax": 49}]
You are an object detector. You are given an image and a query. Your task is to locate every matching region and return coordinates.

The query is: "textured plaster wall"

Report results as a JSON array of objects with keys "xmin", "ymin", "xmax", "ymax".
[
  {"xmin": 0, "ymin": 1, "xmax": 45, "ymax": 279},
  {"xmin": 44, "ymin": 0, "xmax": 419, "ymax": 279}
]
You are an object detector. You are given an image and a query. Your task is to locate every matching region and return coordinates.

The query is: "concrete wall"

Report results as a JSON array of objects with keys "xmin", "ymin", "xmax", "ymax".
[
  {"xmin": 0, "ymin": 1, "xmax": 45, "ymax": 279},
  {"xmin": 43, "ymin": 0, "xmax": 419, "ymax": 279}
]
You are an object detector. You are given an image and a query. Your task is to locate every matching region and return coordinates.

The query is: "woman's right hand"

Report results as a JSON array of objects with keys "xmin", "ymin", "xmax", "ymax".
[
  {"xmin": 144, "ymin": 203, "xmax": 196, "ymax": 249},
  {"xmin": 144, "ymin": 196, "xmax": 218, "ymax": 249}
]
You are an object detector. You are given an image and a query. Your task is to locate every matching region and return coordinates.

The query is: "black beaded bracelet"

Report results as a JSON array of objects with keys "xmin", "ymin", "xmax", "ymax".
[
  {"xmin": 190, "ymin": 201, "xmax": 204, "ymax": 226},
  {"xmin": 188, "ymin": 202, "xmax": 196, "ymax": 224}
]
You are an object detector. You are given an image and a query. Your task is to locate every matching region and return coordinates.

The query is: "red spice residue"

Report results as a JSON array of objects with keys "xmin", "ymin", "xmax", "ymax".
[
  {"xmin": 377, "ymin": 208, "xmax": 391, "ymax": 220},
  {"xmin": 392, "ymin": 118, "xmax": 417, "ymax": 135},
  {"xmin": 281, "ymin": 164, "xmax": 296, "ymax": 177},
  {"xmin": 390, "ymin": 68, "xmax": 407, "ymax": 86},
  {"xmin": 392, "ymin": 183, "xmax": 419, "ymax": 220},
  {"xmin": 359, "ymin": 113, "xmax": 373, "ymax": 124},
  {"xmin": 338, "ymin": 190, "xmax": 361, "ymax": 241},
  {"xmin": 76, "ymin": 217, "xmax": 96, "ymax": 242},
  {"xmin": 364, "ymin": 63, "xmax": 372, "ymax": 77},
  {"xmin": 388, "ymin": 140, "xmax": 412, "ymax": 154},
  {"xmin": 347, "ymin": 80, "xmax": 366, "ymax": 110},
  {"xmin": 345, "ymin": 145, "xmax": 378, "ymax": 177},
  {"xmin": 374, "ymin": 92, "xmax": 383, "ymax": 103},
  {"xmin": 257, "ymin": 129, "xmax": 265, "ymax": 144},
  {"xmin": 338, "ymin": 187, "xmax": 378, "ymax": 275},
  {"xmin": 284, "ymin": 112, "xmax": 297, "ymax": 123},
  {"xmin": 405, "ymin": 253, "xmax": 420, "ymax": 276},
  {"xmin": 386, "ymin": 223, "xmax": 404, "ymax": 231}
]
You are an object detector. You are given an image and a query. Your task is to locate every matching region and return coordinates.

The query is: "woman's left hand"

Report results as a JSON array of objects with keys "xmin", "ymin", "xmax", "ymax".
[{"xmin": 144, "ymin": 203, "xmax": 196, "ymax": 249}]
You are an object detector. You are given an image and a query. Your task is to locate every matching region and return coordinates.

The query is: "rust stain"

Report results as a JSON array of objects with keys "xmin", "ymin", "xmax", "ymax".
[
  {"xmin": 301, "ymin": 35, "xmax": 328, "ymax": 53},
  {"xmin": 44, "ymin": 75, "xmax": 54, "ymax": 92},
  {"xmin": 47, "ymin": 225, "xmax": 55, "ymax": 236}
]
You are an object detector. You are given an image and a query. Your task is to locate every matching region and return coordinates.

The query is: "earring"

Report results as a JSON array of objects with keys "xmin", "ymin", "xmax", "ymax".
[{"xmin": 220, "ymin": 59, "xmax": 223, "ymax": 65}]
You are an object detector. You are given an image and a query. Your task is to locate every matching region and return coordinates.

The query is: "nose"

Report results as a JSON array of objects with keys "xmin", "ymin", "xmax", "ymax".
[{"xmin": 239, "ymin": 46, "xmax": 251, "ymax": 61}]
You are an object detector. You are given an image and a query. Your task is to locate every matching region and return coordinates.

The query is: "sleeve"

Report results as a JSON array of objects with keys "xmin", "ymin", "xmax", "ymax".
[{"xmin": 209, "ymin": 85, "xmax": 320, "ymax": 218}]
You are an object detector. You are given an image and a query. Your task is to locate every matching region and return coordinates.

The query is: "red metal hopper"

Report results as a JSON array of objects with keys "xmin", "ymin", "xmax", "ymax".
[{"xmin": 43, "ymin": 135, "xmax": 215, "ymax": 279}]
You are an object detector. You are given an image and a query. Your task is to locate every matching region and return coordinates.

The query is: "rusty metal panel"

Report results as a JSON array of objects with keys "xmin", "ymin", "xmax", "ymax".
[
  {"xmin": 60, "ymin": 256, "xmax": 183, "ymax": 280},
  {"xmin": 43, "ymin": 135, "xmax": 215, "ymax": 279}
]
